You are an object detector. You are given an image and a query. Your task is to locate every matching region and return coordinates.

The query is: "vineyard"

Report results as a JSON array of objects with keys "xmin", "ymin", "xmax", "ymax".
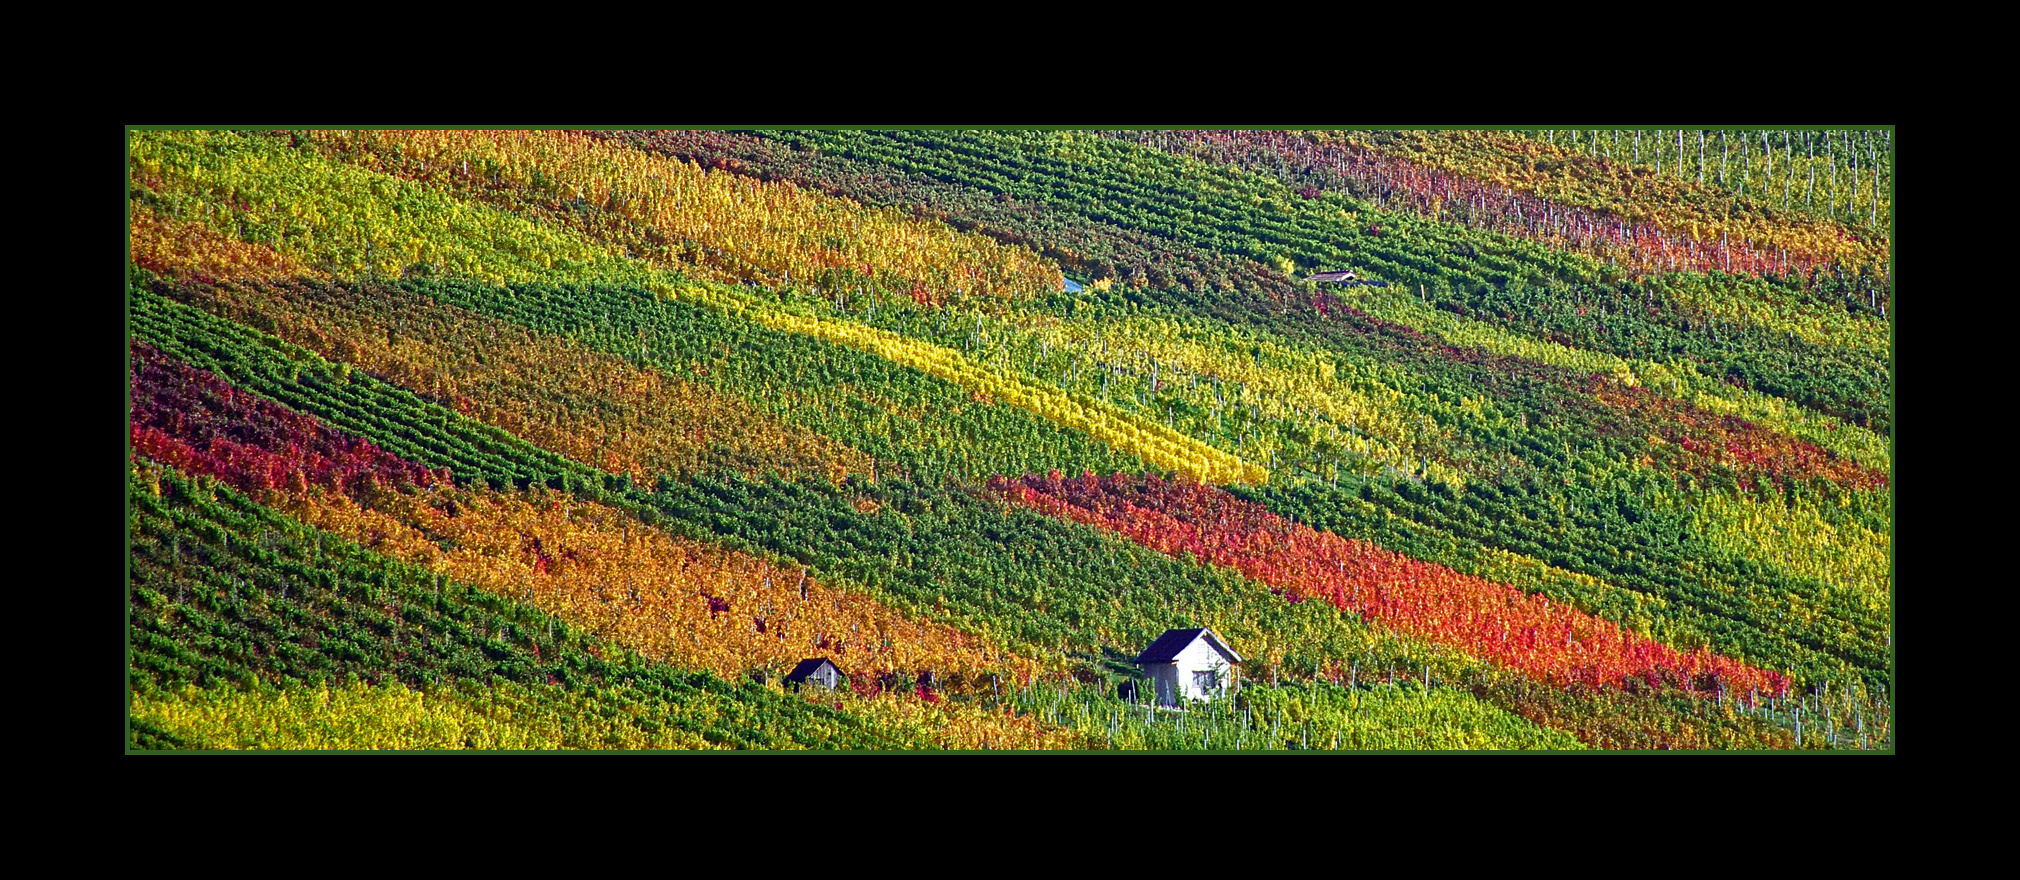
[{"xmin": 125, "ymin": 127, "xmax": 1893, "ymax": 751}]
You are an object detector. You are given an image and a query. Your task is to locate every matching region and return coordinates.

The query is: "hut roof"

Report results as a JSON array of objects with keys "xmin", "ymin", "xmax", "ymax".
[
  {"xmin": 785, "ymin": 658, "xmax": 840, "ymax": 682},
  {"xmin": 1134, "ymin": 628, "xmax": 1242, "ymax": 665}
]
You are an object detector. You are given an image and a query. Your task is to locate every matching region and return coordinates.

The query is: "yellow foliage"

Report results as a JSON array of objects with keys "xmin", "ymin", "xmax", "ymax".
[
  {"xmin": 843, "ymin": 692, "xmax": 1088, "ymax": 750},
  {"xmin": 1656, "ymin": 489, "xmax": 1890, "ymax": 610},
  {"xmin": 740, "ymin": 302, "xmax": 1268, "ymax": 485},
  {"xmin": 311, "ymin": 130, "xmax": 1062, "ymax": 303},
  {"xmin": 1340, "ymin": 285, "xmax": 1889, "ymax": 474},
  {"xmin": 132, "ymin": 681, "xmax": 725, "ymax": 751},
  {"xmin": 1004, "ymin": 309, "xmax": 1440, "ymax": 482}
]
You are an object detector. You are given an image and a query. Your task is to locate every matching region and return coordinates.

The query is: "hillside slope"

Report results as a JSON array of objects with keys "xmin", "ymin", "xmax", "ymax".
[{"xmin": 126, "ymin": 128, "xmax": 1892, "ymax": 751}]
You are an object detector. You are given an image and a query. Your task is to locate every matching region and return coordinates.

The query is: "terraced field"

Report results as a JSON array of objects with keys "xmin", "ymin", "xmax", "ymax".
[{"xmin": 126, "ymin": 128, "xmax": 1892, "ymax": 751}]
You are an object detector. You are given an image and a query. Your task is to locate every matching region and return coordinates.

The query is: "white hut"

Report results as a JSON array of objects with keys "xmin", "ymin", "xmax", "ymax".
[{"xmin": 1134, "ymin": 628, "xmax": 1242, "ymax": 706}]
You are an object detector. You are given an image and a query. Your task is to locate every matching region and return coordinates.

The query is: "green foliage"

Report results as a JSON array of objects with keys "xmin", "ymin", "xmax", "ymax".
[
  {"xmin": 127, "ymin": 463, "xmax": 938, "ymax": 750},
  {"xmin": 128, "ymin": 127, "xmax": 1892, "ymax": 750},
  {"xmin": 1006, "ymin": 677, "xmax": 1587, "ymax": 751}
]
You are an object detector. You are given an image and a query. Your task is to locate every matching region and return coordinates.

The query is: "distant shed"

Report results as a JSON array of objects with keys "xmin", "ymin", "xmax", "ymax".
[
  {"xmin": 1306, "ymin": 270, "xmax": 1387, "ymax": 287},
  {"xmin": 785, "ymin": 658, "xmax": 842, "ymax": 691},
  {"xmin": 1134, "ymin": 628, "xmax": 1241, "ymax": 706}
]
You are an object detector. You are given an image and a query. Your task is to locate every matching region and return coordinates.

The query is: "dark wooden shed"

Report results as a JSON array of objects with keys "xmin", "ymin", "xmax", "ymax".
[{"xmin": 785, "ymin": 658, "xmax": 843, "ymax": 691}]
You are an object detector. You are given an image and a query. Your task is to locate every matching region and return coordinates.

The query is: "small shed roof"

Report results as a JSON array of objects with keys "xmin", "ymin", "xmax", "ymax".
[
  {"xmin": 1306, "ymin": 270, "xmax": 1358, "ymax": 283},
  {"xmin": 1134, "ymin": 628, "xmax": 1242, "ymax": 665},
  {"xmin": 785, "ymin": 658, "xmax": 840, "ymax": 682}
]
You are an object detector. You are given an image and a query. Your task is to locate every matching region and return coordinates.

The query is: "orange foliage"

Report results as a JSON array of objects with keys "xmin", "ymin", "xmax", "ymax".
[
  {"xmin": 128, "ymin": 348, "xmax": 1031, "ymax": 688},
  {"xmin": 129, "ymin": 203, "xmax": 308, "ymax": 282},
  {"xmin": 267, "ymin": 480, "xmax": 1037, "ymax": 687},
  {"xmin": 178, "ymin": 278, "xmax": 877, "ymax": 486}
]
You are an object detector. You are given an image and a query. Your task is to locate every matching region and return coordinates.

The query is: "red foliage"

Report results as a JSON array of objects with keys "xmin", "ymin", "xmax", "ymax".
[
  {"xmin": 1591, "ymin": 380, "xmax": 1887, "ymax": 491},
  {"xmin": 129, "ymin": 341, "xmax": 443, "ymax": 500},
  {"xmin": 995, "ymin": 472, "xmax": 1788, "ymax": 698},
  {"xmin": 1158, "ymin": 130, "xmax": 1860, "ymax": 280}
]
